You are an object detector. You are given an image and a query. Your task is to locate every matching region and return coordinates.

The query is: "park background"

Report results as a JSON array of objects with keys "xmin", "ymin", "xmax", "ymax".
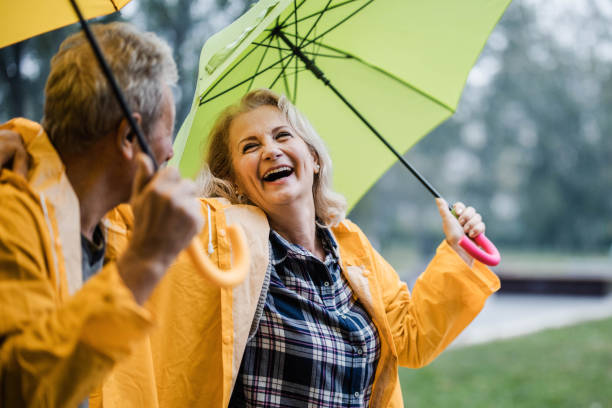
[{"xmin": 1, "ymin": 0, "xmax": 611, "ymax": 406}]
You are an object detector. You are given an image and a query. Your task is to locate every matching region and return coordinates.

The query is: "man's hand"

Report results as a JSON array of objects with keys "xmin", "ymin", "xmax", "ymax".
[
  {"xmin": 0, "ymin": 129, "xmax": 29, "ymax": 178},
  {"xmin": 117, "ymin": 153, "xmax": 204, "ymax": 304}
]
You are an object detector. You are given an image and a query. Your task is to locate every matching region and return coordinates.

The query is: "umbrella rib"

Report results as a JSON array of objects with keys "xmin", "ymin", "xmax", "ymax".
[
  {"xmin": 281, "ymin": 32, "xmax": 351, "ymax": 58},
  {"xmin": 268, "ymin": 64, "xmax": 307, "ymax": 72},
  {"xmin": 293, "ymin": 0, "xmax": 299, "ymax": 103},
  {"xmin": 109, "ymin": 0, "xmax": 119, "ymax": 11},
  {"xmin": 301, "ymin": 0, "xmax": 373, "ymax": 49},
  {"xmin": 276, "ymin": 36, "xmax": 293, "ymax": 100},
  {"xmin": 248, "ymin": 36, "xmax": 275, "ymax": 92},
  {"xmin": 302, "ymin": 50, "xmax": 348, "ymax": 59},
  {"xmin": 200, "ymin": 53, "xmax": 293, "ymax": 106},
  {"xmin": 278, "ymin": 0, "xmax": 308, "ymax": 28},
  {"xmin": 199, "ymin": 31, "xmax": 275, "ymax": 102},
  {"xmin": 268, "ymin": 50, "xmax": 296, "ymax": 92},
  {"xmin": 293, "ymin": 0, "xmax": 299, "ymax": 41},
  {"xmin": 278, "ymin": 0, "xmax": 361, "ymax": 30},
  {"xmin": 293, "ymin": 52, "xmax": 299, "ymax": 103},
  {"xmin": 253, "ymin": 42, "xmax": 344, "ymax": 59},
  {"xmin": 292, "ymin": 34, "xmax": 455, "ymax": 113},
  {"xmin": 356, "ymin": 59, "xmax": 454, "ymax": 112},
  {"xmin": 297, "ymin": 0, "xmax": 334, "ymax": 49},
  {"xmin": 252, "ymin": 42, "xmax": 292, "ymax": 52},
  {"xmin": 281, "ymin": 67, "xmax": 309, "ymax": 78},
  {"xmin": 310, "ymin": 26, "xmax": 322, "ymax": 64}
]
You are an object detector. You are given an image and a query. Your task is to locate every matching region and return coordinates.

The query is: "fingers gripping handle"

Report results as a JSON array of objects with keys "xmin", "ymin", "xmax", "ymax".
[
  {"xmin": 449, "ymin": 205, "xmax": 500, "ymax": 266},
  {"xmin": 458, "ymin": 233, "xmax": 500, "ymax": 266},
  {"xmin": 185, "ymin": 225, "xmax": 250, "ymax": 288}
]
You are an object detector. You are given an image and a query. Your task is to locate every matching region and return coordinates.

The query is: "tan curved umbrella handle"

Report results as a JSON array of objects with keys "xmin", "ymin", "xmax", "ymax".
[{"xmin": 185, "ymin": 225, "xmax": 250, "ymax": 288}]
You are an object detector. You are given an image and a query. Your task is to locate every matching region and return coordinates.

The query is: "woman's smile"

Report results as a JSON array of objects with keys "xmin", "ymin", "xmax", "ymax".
[{"xmin": 262, "ymin": 165, "xmax": 294, "ymax": 183}]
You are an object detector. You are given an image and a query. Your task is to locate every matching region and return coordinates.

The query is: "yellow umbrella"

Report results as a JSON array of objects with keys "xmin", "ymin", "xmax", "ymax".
[
  {"xmin": 0, "ymin": 0, "xmax": 131, "ymax": 48},
  {"xmin": 0, "ymin": 0, "xmax": 250, "ymax": 287}
]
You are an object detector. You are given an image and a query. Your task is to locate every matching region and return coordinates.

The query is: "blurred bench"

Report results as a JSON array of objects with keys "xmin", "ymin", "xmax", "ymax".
[{"xmin": 496, "ymin": 258, "xmax": 612, "ymax": 297}]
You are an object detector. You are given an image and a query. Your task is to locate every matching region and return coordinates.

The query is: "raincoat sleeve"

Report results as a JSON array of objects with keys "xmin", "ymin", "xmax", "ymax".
[
  {"xmin": 0, "ymin": 186, "xmax": 153, "ymax": 407},
  {"xmin": 351, "ymin": 222, "xmax": 500, "ymax": 368}
]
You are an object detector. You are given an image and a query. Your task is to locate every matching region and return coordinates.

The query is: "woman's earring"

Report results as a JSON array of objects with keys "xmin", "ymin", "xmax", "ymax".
[
  {"xmin": 233, "ymin": 184, "xmax": 246, "ymax": 203},
  {"xmin": 314, "ymin": 163, "xmax": 320, "ymax": 174}
]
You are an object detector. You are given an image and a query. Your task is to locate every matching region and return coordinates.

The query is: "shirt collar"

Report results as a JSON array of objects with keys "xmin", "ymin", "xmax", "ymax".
[{"xmin": 270, "ymin": 227, "xmax": 339, "ymax": 266}]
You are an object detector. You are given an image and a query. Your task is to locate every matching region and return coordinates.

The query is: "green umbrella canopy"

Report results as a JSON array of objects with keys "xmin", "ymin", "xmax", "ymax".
[{"xmin": 171, "ymin": 0, "xmax": 511, "ymax": 210}]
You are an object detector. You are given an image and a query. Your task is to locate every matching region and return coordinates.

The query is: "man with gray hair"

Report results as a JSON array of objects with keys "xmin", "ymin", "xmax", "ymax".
[{"xmin": 0, "ymin": 22, "xmax": 203, "ymax": 406}]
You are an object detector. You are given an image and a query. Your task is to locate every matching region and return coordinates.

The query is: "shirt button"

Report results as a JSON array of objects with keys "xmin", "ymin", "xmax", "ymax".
[
  {"xmin": 323, "ymin": 281, "xmax": 330, "ymax": 287},
  {"xmin": 218, "ymin": 229, "xmax": 226, "ymax": 237},
  {"xmin": 340, "ymin": 314, "xmax": 346, "ymax": 319},
  {"xmin": 354, "ymin": 392, "xmax": 360, "ymax": 398},
  {"xmin": 357, "ymin": 348, "xmax": 364, "ymax": 355}
]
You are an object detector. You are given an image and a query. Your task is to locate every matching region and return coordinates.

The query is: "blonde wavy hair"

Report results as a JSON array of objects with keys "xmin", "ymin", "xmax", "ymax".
[
  {"xmin": 200, "ymin": 89, "xmax": 347, "ymax": 227},
  {"xmin": 42, "ymin": 22, "xmax": 177, "ymax": 155}
]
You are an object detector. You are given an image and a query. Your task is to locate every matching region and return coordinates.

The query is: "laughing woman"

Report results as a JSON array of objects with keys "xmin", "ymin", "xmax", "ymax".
[
  {"xmin": 201, "ymin": 89, "xmax": 499, "ymax": 407},
  {"xmin": 102, "ymin": 88, "xmax": 500, "ymax": 407}
]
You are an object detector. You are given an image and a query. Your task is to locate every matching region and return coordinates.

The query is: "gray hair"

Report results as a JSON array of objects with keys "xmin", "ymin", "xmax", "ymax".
[
  {"xmin": 200, "ymin": 89, "xmax": 347, "ymax": 227},
  {"xmin": 42, "ymin": 22, "xmax": 178, "ymax": 154}
]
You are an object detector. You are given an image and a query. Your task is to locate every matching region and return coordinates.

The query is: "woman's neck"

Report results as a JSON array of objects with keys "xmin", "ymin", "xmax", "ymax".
[{"xmin": 267, "ymin": 203, "xmax": 325, "ymax": 260}]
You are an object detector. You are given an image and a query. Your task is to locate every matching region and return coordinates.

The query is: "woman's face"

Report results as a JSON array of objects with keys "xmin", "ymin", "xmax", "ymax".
[{"xmin": 228, "ymin": 105, "xmax": 319, "ymax": 215}]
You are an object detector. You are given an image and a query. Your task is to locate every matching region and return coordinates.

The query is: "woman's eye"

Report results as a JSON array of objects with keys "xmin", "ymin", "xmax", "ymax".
[
  {"xmin": 276, "ymin": 131, "xmax": 291, "ymax": 140},
  {"xmin": 242, "ymin": 143, "xmax": 257, "ymax": 153}
]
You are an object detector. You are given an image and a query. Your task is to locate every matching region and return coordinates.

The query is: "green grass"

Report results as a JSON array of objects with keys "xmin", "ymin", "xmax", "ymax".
[{"xmin": 399, "ymin": 317, "xmax": 612, "ymax": 407}]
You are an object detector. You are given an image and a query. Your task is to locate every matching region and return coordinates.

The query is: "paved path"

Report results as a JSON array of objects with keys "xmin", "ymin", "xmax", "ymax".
[{"xmin": 451, "ymin": 293, "xmax": 612, "ymax": 348}]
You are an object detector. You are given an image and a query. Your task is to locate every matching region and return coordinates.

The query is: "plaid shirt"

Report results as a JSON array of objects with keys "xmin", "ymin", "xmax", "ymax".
[{"xmin": 229, "ymin": 228, "xmax": 381, "ymax": 407}]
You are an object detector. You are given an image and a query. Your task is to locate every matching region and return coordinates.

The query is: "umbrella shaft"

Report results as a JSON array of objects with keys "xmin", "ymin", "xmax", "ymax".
[
  {"xmin": 326, "ymin": 81, "xmax": 442, "ymax": 199},
  {"xmin": 274, "ymin": 28, "xmax": 443, "ymax": 201},
  {"xmin": 68, "ymin": 0, "xmax": 159, "ymax": 171}
]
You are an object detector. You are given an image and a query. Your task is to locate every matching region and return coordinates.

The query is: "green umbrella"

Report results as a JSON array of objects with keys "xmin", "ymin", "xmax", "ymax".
[{"xmin": 172, "ymin": 0, "xmax": 508, "ymax": 265}]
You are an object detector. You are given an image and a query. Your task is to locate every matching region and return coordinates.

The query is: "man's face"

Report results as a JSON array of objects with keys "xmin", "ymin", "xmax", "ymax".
[
  {"xmin": 119, "ymin": 83, "xmax": 175, "ymax": 204},
  {"xmin": 146, "ymin": 84, "xmax": 175, "ymax": 165}
]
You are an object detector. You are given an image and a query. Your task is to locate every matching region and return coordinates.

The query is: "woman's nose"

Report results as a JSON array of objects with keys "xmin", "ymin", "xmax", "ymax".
[{"xmin": 262, "ymin": 143, "xmax": 282, "ymax": 160}]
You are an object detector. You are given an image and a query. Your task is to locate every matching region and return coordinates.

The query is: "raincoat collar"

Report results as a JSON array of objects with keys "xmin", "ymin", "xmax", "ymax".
[{"xmin": 1, "ymin": 118, "xmax": 82, "ymax": 295}]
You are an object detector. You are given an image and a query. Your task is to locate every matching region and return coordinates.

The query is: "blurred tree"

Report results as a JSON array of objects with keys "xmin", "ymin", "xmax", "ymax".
[{"xmin": 0, "ymin": 28, "xmax": 69, "ymax": 121}]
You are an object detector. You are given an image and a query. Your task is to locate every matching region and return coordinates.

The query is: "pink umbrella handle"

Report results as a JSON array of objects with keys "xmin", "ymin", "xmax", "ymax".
[{"xmin": 458, "ymin": 233, "xmax": 500, "ymax": 266}]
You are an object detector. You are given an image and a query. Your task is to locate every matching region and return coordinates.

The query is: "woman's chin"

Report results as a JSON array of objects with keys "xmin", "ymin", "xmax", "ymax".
[{"xmin": 260, "ymin": 189, "xmax": 313, "ymax": 212}]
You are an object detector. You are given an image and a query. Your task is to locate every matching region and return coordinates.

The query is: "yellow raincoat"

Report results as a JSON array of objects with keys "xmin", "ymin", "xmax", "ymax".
[
  {"xmin": 99, "ymin": 197, "xmax": 500, "ymax": 407},
  {"xmin": 0, "ymin": 119, "xmax": 152, "ymax": 407}
]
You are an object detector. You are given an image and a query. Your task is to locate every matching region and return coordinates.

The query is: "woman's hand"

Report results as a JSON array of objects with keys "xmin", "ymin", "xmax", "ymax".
[{"xmin": 435, "ymin": 198, "xmax": 486, "ymax": 266}]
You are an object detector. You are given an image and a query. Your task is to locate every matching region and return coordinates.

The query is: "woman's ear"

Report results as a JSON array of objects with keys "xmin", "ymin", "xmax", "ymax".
[
  {"xmin": 116, "ymin": 113, "xmax": 143, "ymax": 160},
  {"xmin": 311, "ymin": 150, "xmax": 320, "ymax": 174}
]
